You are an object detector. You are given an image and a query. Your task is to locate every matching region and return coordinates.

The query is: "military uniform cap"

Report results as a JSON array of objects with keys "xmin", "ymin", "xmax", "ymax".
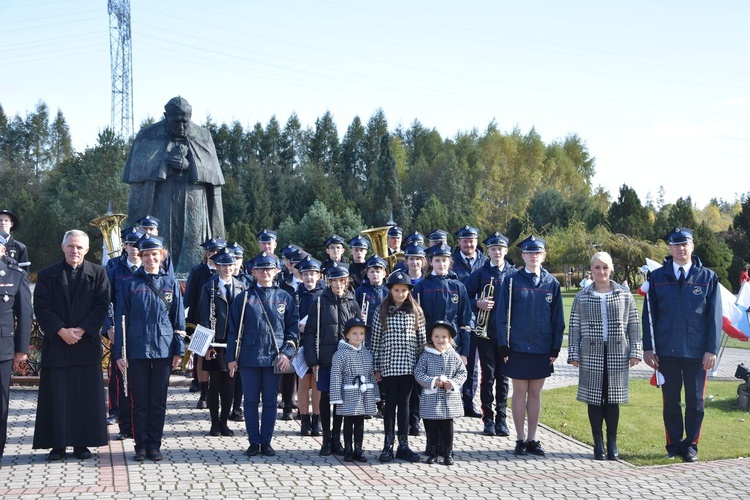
[
  {"xmin": 200, "ymin": 237, "xmax": 227, "ymax": 251},
  {"xmin": 404, "ymin": 232, "xmax": 424, "ymax": 246},
  {"xmin": 325, "ymin": 235, "xmax": 346, "ymax": 248},
  {"xmin": 227, "ymin": 241, "xmax": 244, "ymax": 257},
  {"xmin": 427, "ymin": 229, "xmax": 448, "ymax": 242},
  {"xmin": 426, "ymin": 242, "xmax": 452, "ymax": 258},
  {"xmin": 122, "ymin": 227, "xmax": 145, "ymax": 244},
  {"xmin": 136, "ymin": 215, "xmax": 160, "ymax": 228},
  {"xmin": 137, "ymin": 233, "xmax": 165, "ymax": 251},
  {"xmin": 483, "ymin": 231, "xmax": 509, "ymax": 248},
  {"xmin": 0, "ymin": 210, "xmax": 20, "ymax": 231},
  {"xmin": 210, "ymin": 247, "xmax": 236, "ymax": 266},
  {"xmin": 326, "ymin": 263, "xmax": 350, "ymax": 279},
  {"xmin": 257, "ymin": 229, "xmax": 277, "ymax": 242},
  {"xmin": 296, "ymin": 255, "xmax": 322, "ymax": 272},
  {"xmin": 252, "ymin": 251, "xmax": 277, "ymax": 269},
  {"xmin": 386, "ymin": 271, "xmax": 413, "ymax": 288},
  {"xmin": 518, "ymin": 235, "xmax": 545, "ymax": 252},
  {"xmin": 455, "ymin": 225, "xmax": 479, "ymax": 239},
  {"xmin": 403, "ymin": 244, "xmax": 426, "ymax": 257},
  {"xmin": 282, "ymin": 244, "xmax": 299, "ymax": 259},
  {"xmin": 365, "ymin": 254, "xmax": 387, "ymax": 269},
  {"xmin": 347, "ymin": 235, "xmax": 369, "ymax": 249},
  {"xmin": 665, "ymin": 227, "xmax": 694, "ymax": 244},
  {"xmin": 387, "ymin": 226, "xmax": 403, "ymax": 238}
]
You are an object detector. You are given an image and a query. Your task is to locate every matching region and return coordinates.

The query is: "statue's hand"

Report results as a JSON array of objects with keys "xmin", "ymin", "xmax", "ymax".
[{"xmin": 166, "ymin": 153, "xmax": 189, "ymax": 170}]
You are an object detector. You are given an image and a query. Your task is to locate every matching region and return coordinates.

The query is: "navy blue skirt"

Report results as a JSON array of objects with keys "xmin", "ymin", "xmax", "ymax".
[
  {"xmin": 316, "ymin": 366, "xmax": 332, "ymax": 392},
  {"xmin": 504, "ymin": 351, "xmax": 553, "ymax": 380}
]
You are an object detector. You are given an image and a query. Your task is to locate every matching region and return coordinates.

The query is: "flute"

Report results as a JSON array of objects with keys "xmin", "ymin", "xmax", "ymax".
[
  {"xmin": 505, "ymin": 278, "xmax": 513, "ymax": 348},
  {"xmin": 314, "ymin": 296, "xmax": 320, "ymax": 382},
  {"xmin": 121, "ymin": 315, "xmax": 128, "ymax": 397}
]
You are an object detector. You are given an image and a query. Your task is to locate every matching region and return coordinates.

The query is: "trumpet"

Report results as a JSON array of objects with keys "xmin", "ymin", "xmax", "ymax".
[
  {"xmin": 474, "ymin": 277, "xmax": 495, "ymax": 339},
  {"xmin": 361, "ymin": 296, "xmax": 370, "ymax": 324}
]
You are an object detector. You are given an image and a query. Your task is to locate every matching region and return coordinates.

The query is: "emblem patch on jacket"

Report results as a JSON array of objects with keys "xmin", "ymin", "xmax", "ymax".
[
  {"xmin": 164, "ymin": 291, "xmax": 173, "ymax": 304},
  {"xmin": 277, "ymin": 303, "xmax": 286, "ymax": 314},
  {"xmin": 692, "ymin": 286, "xmax": 702, "ymax": 296},
  {"xmin": 451, "ymin": 294, "xmax": 459, "ymax": 304},
  {"xmin": 546, "ymin": 293, "xmax": 553, "ymax": 303}
]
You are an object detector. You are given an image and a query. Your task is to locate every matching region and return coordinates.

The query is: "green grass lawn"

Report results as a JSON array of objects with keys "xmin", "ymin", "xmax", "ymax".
[
  {"xmin": 560, "ymin": 290, "xmax": 750, "ymax": 350},
  {"xmin": 539, "ymin": 378, "xmax": 749, "ymax": 465}
]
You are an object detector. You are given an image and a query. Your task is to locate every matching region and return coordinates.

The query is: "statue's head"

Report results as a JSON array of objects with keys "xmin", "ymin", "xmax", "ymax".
[{"xmin": 164, "ymin": 96, "xmax": 192, "ymax": 138}]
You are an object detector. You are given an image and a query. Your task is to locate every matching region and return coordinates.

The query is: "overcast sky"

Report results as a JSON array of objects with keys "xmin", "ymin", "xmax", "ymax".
[{"xmin": 2, "ymin": 0, "xmax": 748, "ymax": 208}]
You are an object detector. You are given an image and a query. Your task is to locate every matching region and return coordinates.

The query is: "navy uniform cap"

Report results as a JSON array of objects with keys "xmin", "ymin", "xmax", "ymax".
[
  {"xmin": 483, "ymin": 231, "xmax": 509, "ymax": 248},
  {"xmin": 122, "ymin": 227, "xmax": 145, "ymax": 244},
  {"xmin": 200, "ymin": 237, "xmax": 227, "ymax": 251},
  {"xmin": 365, "ymin": 254, "xmax": 387, "ymax": 269},
  {"xmin": 455, "ymin": 225, "xmax": 479, "ymax": 239},
  {"xmin": 252, "ymin": 251, "xmax": 277, "ymax": 269},
  {"xmin": 665, "ymin": 227, "xmax": 694, "ymax": 245},
  {"xmin": 427, "ymin": 229, "xmax": 448, "ymax": 242},
  {"xmin": 427, "ymin": 320, "xmax": 457, "ymax": 339},
  {"xmin": 136, "ymin": 215, "xmax": 160, "ymax": 228},
  {"xmin": 0, "ymin": 210, "xmax": 20, "ymax": 231},
  {"xmin": 137, "ymin": 234, "xmax": 164, "ymax": 251},
  {"xmin": 227, "ymin": 241, "xmax": 244, "ymax": 257},
  {"xmin": 518, "ymin": 235, "xmax": 545, "ymax": 253},
  {"xmin": 325, "ymin": 234, "xmax": 346, "ymax": 248},
  {"xmin": 426, "ymin": 243, "xmax": 452, "ymax": 258},
  {"xmin": 296, "ymin": 255, "xmax": 322, "ymax": 272},
  {"xmin": 257, "ymin": 229, "xmax": 277, "ymax": 242},
  {"xmin": 387, "ymin": 226, "xmax": 403, "ymax": 238},
  {"xmin": 403, "ymin": 244, "xmax": 426, "ymax": 257},
  {"xmin": 210, "ymin": 247, "xmax": 236, "ymax": 266},
  {"xmin": 386, "ymin": 271, "xmax": 412, "ymax": 288},
  {"xmin": 326, "ymin": 263, "xmax": 349, "ymax": 279},
  {"xmin": 282, "ymin": 244, "xmax": 299, "ymax": 259},
  {"xmin": 348, "ymin": 235, "xmax": 369, "ymax": 249},
  {"xmin": 404, "ymin": 231, "xmax": 424, "ymax": 246},
  {"xmin": 343, "ymin": 317, "xmax": 369, "ymax": 337}
]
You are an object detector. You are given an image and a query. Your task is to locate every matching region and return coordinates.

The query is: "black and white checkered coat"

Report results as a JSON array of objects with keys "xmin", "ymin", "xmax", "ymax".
[
  {"xmin": 329, "ymin": 340, "xmax": 380, "ymax": 416},
  {"xmin": 567, "ymin": 282, "xmax": 643, "ymax": 405},
  {"xmin": 414, "ymin": 346, "xmax": 467, "ymax": 420},
  {"xmin": 370, "ymin": 304, "xmax": 427, "ymax": 378}
]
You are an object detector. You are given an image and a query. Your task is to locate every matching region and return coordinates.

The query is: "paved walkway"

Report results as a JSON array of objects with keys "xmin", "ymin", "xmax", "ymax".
[{"xmin": 1, "ymin": 347, "xmax": 748, "ymax": 499}]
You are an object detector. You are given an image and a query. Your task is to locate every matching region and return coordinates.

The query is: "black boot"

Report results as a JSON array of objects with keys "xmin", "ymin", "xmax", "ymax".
[
  {"xmin": 606, "ymin": 433, "xmax": 619, "ymax": 460},
  {"xmin": 396, "ymin": 435, "xmax": 421, "ymax": 462},
  {"xmin": 311, "ymin": 414, "xmax": 322, "ymax": 436},
  {"xmin": 343, "ymin": 438, "xmax": 353, "ymax": 462},
  {"xmin": 379, "ymin": 434, "xmax": 394, "ymax": 462},
  {"xmin": 352, "ymin": 443, "xmax": 367, "ymax": 462},
  {"xmin": 196, "ymin": 382, "xmax": 209, "ymax": 409},
  {"xmin": 300, "ymin": 414, "xmax": 312, "ymax": 436},
  {"xmin": 331, "ymin": 430, "xmax": 345, "ymax": 456},
  {"xmin": 425, "ymin": 445, "xmax": 439, "ymax": 464},
  {"xmin": 442, "ymin": 446, "xmax": 454, "ymax": 466},
  {"xmin": 319, "ymin": 430, "xmax": 332, "ymax": 456},
  {"xmin": 593, "ymin": 431, "xmax": 605, "ymax": 460}
]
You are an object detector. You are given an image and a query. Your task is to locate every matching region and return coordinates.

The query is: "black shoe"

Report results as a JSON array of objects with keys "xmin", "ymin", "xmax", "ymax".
[
  {"xmin": 409, "ymin": 423, "xmax": 422, "ymax": 437},
  {"xmin": 343, "ymin": 445, "xmax": 353, "ymax": 462},
  {"xmin": 606, "ymin": 436, "xmax": 619, "ymax": 461},
  {"xmin": 246, "ymin": 444, "xmax": 260, "ymax": 457},
  {"xmin": 115, "ymin": 431, "xmax": 132, "ymax": 440},
  {"xmin": 281, "ymin": 407, "xmax": 293, "ymax": 421},
  {"xmin": 319, "ymin": 439, "xmax": 332, "ymax": 456},
  {"xmin": 310, "ymin": 415, "xmax": 322, "ymax": 436},
  {"xmin": 196, "ymin": 398, "xmax": 208, "ymax": 409},
  {"xmin": 106, "ymin": 415, "xmax": 118, "ymax": 426},
  {"xmin": 666, "ymin": 452, "xmax": 677, "ymax": 460},
  {"xmin": 133, "ymin": 450, "xmax": 146, "ymax": 462},
  {"xmin": 425, "ymin": 446, "xmax": 439, "ymax": 464},
  {"xmin": 395, "ymin": 435, "xmax": 421, "ymax": 462},
  {"xmin": 514, "ymin": 440, "xmax": 527, "ymax": 456},
  {"xmin": 495, "ymin": 420, "xmax": 510, "ymax": 437},
  {"xmin": 593, "ymin": 432, "xmax": 605, "ymax": 460},
  {"xmin": 261, "ymin": 444, "xmax": 275, "ymax": 457},
  {"xmin": 526, "ymin": 440, "xmax": 545, "ymax": 457},
  {"xmin": 300, "ymin": 414, "xmax": 312, "ymax": 436},
  {"xmin": 483, "ymin": 421, "xmax": 496, "ymax": 436},
  {"xmin": 464, "ymin": 406, "xmax": 483, "ymax": 418},
  {"xmin": 220, "ymin": 425, "xmax": 235, "ymax": 437},
  {"xmin": 682, "ymin": 451, "xmax": 698, "ymax": 463},
  {"xmin": 209, "ymin": 425, "xmax": 220, "ymax": 437},
  {"xmin": 47, "ymin": 448, "xmax": 66, "ymax": 461},
  {"xmin": 442, "ymin": 451, "xmax": 455, "ymax": 466},
  {"xmin": 147, "ymin": 449, "xmax": 163, "ymax": 461},
  {"xmin": 331, "ymin": 438, "xmax": 345, "ymax": 456},
  {"xmin": 379, "ymin": 435, "xmax": 395, "ymax": 462},
  {"xmin": 189, "ymin": 379, "xmax": 200, "ymax": 393},
  {"xmin": 73, "ymin": 447, "xmax": 92, "ymax": 460},
  {"xmin": 352, "ymin": 445, "xmax": 368, "ymax": 463},
  {"xmin": 229, "ymin": 408, "xmax": 245, "ymax": 422}
]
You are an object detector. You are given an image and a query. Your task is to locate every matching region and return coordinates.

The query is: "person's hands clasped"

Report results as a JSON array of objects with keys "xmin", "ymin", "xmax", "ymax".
[
  {"xmin": 58, "ymin": 327, "xmax": 84, "ymax": 345},
  {"xmin": 276, "ymin": 354, "xmax": 291, "ymax": 373}
]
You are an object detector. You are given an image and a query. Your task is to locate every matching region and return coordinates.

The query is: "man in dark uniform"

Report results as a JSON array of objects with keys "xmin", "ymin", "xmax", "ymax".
[
  {"xmin": 643, "ymin": 227, "xmax": 721, "ymax": 463},
  {"xmin": 386, "ymin": 226, "xmax": 403, "ymax": 256},
  {"xmin": 0, "ymin": 234, "xmax": 32, "ymax": 461},
  {"xmin": 451, "ymin": 225, "xmax": 487, "ymax": 417},
  {"xmin": 0, "ymin": 210, "xmax": 31, "ymax": 271},
  {"xmin": 466, "ymin": 232, "xmax": 514, "ymax": 436},
  {"xmin": 33, "ymin": 230, "xmax": 110, "ymax": 461},
  {"xmin": 347, "ymin": 235, "xmax": 369, "ymax": 291}
]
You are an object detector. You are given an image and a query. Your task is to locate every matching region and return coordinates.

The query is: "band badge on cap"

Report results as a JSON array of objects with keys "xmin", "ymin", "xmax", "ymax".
[
  {"xmin": 0, "ymin": 270, "xmax": 5, "ymax": 277},
  {"xmin": 2, "ymin": 295, "xmax": 8, "ymax": 302}
]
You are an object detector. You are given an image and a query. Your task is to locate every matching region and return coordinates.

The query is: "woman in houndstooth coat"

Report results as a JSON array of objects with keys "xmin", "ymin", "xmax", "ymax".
[
  {"xmin": 567, "ymin": 252, "xmax": 642, "ymax": 461},
  {"xmin": 414, "ymin": 321, "xmax": 467, "ymax": 465}
]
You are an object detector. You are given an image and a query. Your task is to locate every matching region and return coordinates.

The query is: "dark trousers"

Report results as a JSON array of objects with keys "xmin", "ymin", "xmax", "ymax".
[
  {"xmin": 382, "ymin": 375, "xmax": 413, "ymax": 436},
  {"xmin": 280, "ymin": 372, "xmax": 296, "ymax": 410},
  {"xmin": 409, "ymin": 380, "xmax": 422, "ymax": 427},
  {"xmin": 240, "ymin": 366, "xmax": 279, "ymax": 445},
  {"xmin": 462, "ymin": 333, "xmax": 480, "ymax": 408},
  {"xmin": 343, "ymin": 415, "xmax": 364, "ymax": 445},
  {"xmin": 0, "ymin": 360, "xmax": 11, "ymax": 456},
  {"xmin": 424, "ymin": 418, "xmax": 454, "ymax": 452},
  {"xmin": 659, "ymin": 356, "xmax": 706, "ymax": 455},
  {"xmin": 129, "ymin": 358, "xmax": 172, "ymax": 452},
  {"xmin": 319, "ymin": 391, "xmax": 343, "ymax": 438},
  {"xmin": 108, "ymin": 361, "xmax": 131, "ymax": 433},
  {"xmin": 477, "ymin": 337, "xmax": 509, "ymax": 423},
  {"xmin": 208, "ymin": 370, "xmax": 235, "ymax": 426},
  {"xmin": 232, "ymin": 370, "xmax": 243, "ymax": 410}
]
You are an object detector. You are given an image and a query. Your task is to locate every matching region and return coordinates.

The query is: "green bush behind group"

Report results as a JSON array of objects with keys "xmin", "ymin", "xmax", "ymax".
[{"xmin": 2, "ymin": 101, "xmax": 749, "ymax": 291}]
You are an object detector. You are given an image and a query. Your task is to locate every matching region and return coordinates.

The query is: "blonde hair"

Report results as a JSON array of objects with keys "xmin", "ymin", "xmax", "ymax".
[{"xmin": 590, "ymin": 251, "xmax": 614, "ymax": 271}]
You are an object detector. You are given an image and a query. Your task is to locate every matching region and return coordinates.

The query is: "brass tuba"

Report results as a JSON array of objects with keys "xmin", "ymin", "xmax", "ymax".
[
  {"xmin": 90, "ymin": 208, "xmax": 128, "ymax": 261},
  {"xmin": 361, "ymin": 226, "xmax": 403, "ymax": 273}
]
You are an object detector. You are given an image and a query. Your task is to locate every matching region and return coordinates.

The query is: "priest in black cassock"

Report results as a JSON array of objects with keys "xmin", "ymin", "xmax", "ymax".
[{"xmin": 32, "ymin": 230, "xmax": 110, "ymax": 461}]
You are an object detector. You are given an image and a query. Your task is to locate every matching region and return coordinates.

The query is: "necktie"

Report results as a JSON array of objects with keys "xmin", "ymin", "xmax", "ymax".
[
  {"xmin": 678, "ymin": 267, "xmax": 685, "ymax": 288},
  {"xmin": 131, "ymin": 265, "xmax": 137, "ymax": 273},
  {"xmin": 532, "ymin": 274, "xmax": 539, "ymax": 286},
  {"xmin": 225, "ymin": 283, "xmax": 233, "ymax": 303}
]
